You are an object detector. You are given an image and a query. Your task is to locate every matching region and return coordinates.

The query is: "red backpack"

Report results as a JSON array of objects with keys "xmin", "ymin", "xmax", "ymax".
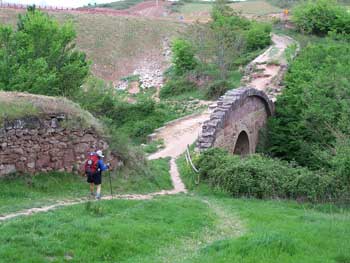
[{"xmin": 85, "ymin": 152, "xmax": 99, "ymax": 174}]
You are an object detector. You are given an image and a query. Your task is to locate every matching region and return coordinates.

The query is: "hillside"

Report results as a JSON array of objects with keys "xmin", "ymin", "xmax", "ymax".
[{"xmin": 0, "ymin": 8, "xmax": 184, "ymax": 85}]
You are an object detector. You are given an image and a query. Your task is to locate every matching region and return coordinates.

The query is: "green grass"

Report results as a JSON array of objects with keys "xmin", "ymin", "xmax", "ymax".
[
  {"xmin": 0, "ymin": 158, "xmax": 172, "ymax": 215},
  {"xmin": 188, "ymin": 197, "xmax": 350, "ymax": 263},
  {"xmin": 87, "ymin": 0, "xmax": 144, "ymax": 10},
  {"xmin": 0, "ymin": 154, "xmax": 349, "ymax": 262},
  {"xmin": 0, "ymin": 196, "xmax": 216, "ymax": 263},
  {"xmin": 142, "ymin": 139, "xmax": 164, "ymax": 154},
  {"xmin": 1, "ymin": 185, "xmax": 349, "ymax": 262},
  {"xmin": 177, "ymin": 154, "xmax": 350, "ymax": 262}
]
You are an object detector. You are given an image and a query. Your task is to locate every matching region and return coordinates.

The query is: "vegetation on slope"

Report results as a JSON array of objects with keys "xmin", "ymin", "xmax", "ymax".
[
  {"xmin": 162, "ymin": 0, "xmax": 272, "ymax": 100},
  {"xmin": 185, "ymin": 148, "xmax": 348, "ymax": 203},
  {"xmin": 264, "ymin": 40, "xmax": 350, "ymax": 171},
  {"xmin": 0, "ymin": 8, "xmax": 183, "ymax": 82},
  {"xmin": 293, "ymin": 0, "xmax": 350, "ymax": 36}
]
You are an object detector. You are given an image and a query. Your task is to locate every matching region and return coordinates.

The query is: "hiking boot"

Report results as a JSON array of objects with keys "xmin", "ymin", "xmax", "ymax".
[
  {"xmin": 95, "ymin": 194, "xmax": 101, "ymax": 200},
  {"xmin": 90, "ymin": 192, "xmax": 95, "ymax": 197}
]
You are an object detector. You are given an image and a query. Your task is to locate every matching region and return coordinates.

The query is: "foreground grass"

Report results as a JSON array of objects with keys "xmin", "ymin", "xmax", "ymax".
[
  {"xmin": 0, "ymin": 196, "xmax": 215, "ymax": 263},
  {"xmin": 0, "ymin": 158, "xmax": 172, "ymax": 215},
  {"xmin": 177, "ymin": 155, "xmax": 350, "ymax": 263}
]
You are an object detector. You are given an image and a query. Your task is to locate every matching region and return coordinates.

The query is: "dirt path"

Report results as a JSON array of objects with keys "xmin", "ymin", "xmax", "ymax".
[
  {"xmin": 243, "ymin": 33, "xmax": 298, "ymax": 101},
  {"xmin": 0, "ymin": 110, "xmax": 211, "ymax": 221}
]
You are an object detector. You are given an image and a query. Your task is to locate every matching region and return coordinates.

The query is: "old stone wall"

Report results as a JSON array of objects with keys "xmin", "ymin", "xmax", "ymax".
[
  {"xmin": 0, "ymin": 114, "xmax": 115, "ymax": 176},
  {"xmin": 197, "ymin": 87, "xmax": 274, "ymax": 154}
]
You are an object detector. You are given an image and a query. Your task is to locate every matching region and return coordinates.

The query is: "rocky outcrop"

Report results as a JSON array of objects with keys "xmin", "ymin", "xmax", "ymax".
[{"xmin": 0, "ymin": 114, "xmax": 115, "ymax": 176}]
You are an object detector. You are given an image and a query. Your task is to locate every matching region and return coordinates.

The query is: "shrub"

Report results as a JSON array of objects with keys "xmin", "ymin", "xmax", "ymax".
[
  {"xmin": 74, "ymin": 77, "xmax": 116, "ymax": 118},
  {"xmin": 160, "ymin": 77, "xmax": 196, "ymax": 98},
  {"xmin": 205, "ymin": 80, "xmax": 230, "ymax": 99},
  {"xmin": 265, "ymin": 40, "xmax": 350, "ymax": 169},
  {"xmin": 292, "ymin": 0, "xmax": 350, "ymax": 36},
  {"xmin": 172, "ymin": 39, "xmax": 197, "ymax": 76},
  {"xmin": 0, "ymin": 8, "xmax": 89, "ymax": 97},
  {"xmin": 246, "ymin": 23, "xmax": 272, "ymax": 51},
  {"xmin": 195, "ymin": 148, "xmax": 341, "ymax": 202}
]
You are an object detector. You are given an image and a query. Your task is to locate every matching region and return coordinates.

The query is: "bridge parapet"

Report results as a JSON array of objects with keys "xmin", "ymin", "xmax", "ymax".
[{"xmin": 197, "ymin": 87, "xmax": 274, "ymax": 154}]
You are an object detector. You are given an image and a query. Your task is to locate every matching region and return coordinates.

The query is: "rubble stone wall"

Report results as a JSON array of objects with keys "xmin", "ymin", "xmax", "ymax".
[{"xmin": 0, "ymin": 114, "xmax": 114, "ymax": 176}]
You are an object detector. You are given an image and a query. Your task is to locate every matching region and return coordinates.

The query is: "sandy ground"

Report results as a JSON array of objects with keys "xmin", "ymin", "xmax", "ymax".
[{"xmin": 148, "ymin": 112, "xmax": 211, "ymax": 160}]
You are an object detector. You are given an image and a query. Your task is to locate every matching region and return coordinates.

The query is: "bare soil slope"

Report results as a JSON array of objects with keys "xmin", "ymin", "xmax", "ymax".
[{"xmin": 0, "ymin": 7, "xmax": 184, "ymax": 84}]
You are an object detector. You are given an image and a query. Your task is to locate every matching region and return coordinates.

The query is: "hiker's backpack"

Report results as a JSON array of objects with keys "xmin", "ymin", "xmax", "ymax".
[{"xmin": 85, "ymin": 153, "xmax": 99, "ymax": 174}]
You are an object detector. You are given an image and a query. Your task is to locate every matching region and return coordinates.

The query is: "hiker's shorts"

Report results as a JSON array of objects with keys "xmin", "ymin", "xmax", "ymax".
[{"xmin": 86, "ymin": 172, "xmax": 102, "ymax": 185}]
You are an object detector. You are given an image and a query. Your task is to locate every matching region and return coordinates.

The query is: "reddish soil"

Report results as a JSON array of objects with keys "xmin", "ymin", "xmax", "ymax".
[{"xmin": 0, "ymin": 1, "xmax": 172, "ymax": 20}]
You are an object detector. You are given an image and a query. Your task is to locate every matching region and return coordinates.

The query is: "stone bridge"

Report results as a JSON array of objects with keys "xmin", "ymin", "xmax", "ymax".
[{"xmin": 197, "ymin": 87, "xmax": 274, "ymax": 155}]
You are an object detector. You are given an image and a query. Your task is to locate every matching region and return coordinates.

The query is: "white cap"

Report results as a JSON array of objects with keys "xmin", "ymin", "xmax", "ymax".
[{"xmin": 96, "ymin": 150, "xmax": 104, "ymax": 158}]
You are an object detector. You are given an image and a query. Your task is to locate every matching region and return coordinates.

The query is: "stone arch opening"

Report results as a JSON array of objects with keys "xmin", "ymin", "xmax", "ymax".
[{"xmin": 233, "ymin": 131, "xmax": 250, "ymax": 156}]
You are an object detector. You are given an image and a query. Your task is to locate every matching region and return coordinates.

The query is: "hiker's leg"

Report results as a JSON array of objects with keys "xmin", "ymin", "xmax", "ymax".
[
  {"xmin": 96, "ymin": 184, "xmax": 101, "ymax": 199},
  {"xmin": 90, "ymin": 183, "xmax": 94, "ymax": 194}
]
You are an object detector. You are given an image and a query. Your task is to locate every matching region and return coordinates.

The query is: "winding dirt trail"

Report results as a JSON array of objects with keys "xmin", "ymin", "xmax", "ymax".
[{"xmin": 0, "ymin": 110, "xmax": 211, "ymax": 221}]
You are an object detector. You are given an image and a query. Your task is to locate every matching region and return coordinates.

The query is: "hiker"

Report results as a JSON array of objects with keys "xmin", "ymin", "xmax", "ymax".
[{"xmin": 85, "ymin": 150, "xmax": 110, "ymax": 199}]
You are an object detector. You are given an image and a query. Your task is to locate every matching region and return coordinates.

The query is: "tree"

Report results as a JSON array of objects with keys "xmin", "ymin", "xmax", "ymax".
[
  {"xmin": 292, "ymin": 0, "xmax": 350, "ymax": 36},
  {"xmin": 265, "ymin": 40, "xmax": 350, "ymax": 169},
  {"xmin": 171, "ymin": 39, "xmax": 197, "ymax": 76},
  {"xmin": 0, "ymin": 7, "xmax": 89, "ymax": 97}
]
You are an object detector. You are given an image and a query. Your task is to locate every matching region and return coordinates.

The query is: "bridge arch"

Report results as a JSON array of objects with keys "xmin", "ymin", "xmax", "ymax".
[
  {"xmin": 233, "ymin": 131, "xmax": 250, "ymax": 156},
  {"xmin": 197, "ymin": 87, "xmax": 274, "ymax": 156}
]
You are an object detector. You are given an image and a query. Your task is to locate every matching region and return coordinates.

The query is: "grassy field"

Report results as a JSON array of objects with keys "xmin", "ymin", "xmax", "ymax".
[
  {"xmin": 229, "ymin": 0, "xmax": 282, "ymax": 15},
  {"xmin": 0, "ymin": 155, "xmax": 348, "ymax": 262},
  {"xmin": 176, "ymin": 0, "xmax": 282, "ymax": 17},
  {"xmin": 178, "ymin": 2, "xmax": 213, "ymax": 14},
  {"xmin": 88, "ymin": 0, "xmax": 144, "ymax": 10},
  {"xmin": 0, "ymin": 158, "xmax": 172, "ymax": 215},
  {"xmin": 1, "ymin": 188, "xmax": 349, "ymax": 262},
  {"xmin": 0, "ymin": 196, "xmax": 217, "ymax": 263},
  {"xmin": 0, "ymin": 8, "xmax": 183, "ymax": 83}
]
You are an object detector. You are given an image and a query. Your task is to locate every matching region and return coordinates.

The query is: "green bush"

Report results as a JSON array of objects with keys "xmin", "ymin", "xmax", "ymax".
[
  {"xmin": 0, "ymin": 8, "xmax": 89, "ymax": 97},
  {"xmin": 292, "ymin": 0, "xmax": 350, "ymax": 36},
  {"xmin": 160, "ymin": 77, "xmax": 196, "ymax": 98},
  {"xmin": 205, "ymin": 80, "xmax": 230, "ymax": 99},
  {"xmin": 265, "ymin": 40, "xmax": 350, "ymax": 169},
  {"xmin": 196, "ymin": 148, "xmax": 343, "ymax": 202},
  {"xmin": 74, "ymin": 77, "xmax": 116, "ymax": 118},
  {"xmin": 246, "ymin": 23, "xmax": 272, "ymax": 51},
  {"xmin": 172, "ymin": 39, "xmax": 197, "ymax": 76}
]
